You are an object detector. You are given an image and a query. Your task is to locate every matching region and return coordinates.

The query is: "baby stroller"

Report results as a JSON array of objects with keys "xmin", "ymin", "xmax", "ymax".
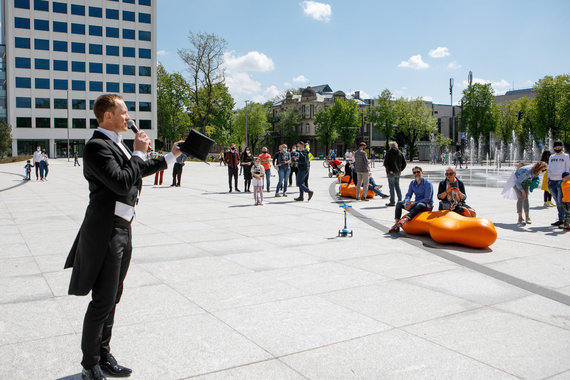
[{"xmin": 328, "ymin": 159, "xmax": 344, "ymax": 177}]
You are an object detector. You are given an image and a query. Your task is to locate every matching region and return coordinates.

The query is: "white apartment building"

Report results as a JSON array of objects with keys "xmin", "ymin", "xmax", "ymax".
[{"xmin": 2, "ymin": 0, "xmax": 157, "ymax": 157}]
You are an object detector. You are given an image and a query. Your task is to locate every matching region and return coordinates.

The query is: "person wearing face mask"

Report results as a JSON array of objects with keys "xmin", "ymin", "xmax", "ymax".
[
  {"xmin": 389, "ymin": 167, "xmax": 433, "ymax": 233},
  {"xmin": 258, "ymin": 147, "xmax": 272, "ymax": 192},
  {"xmin": 224, "ymin": 143, "xmax": 241, "ymax": 192},
  {"xmin": 275, "ymin": 144, "xmax": 291, "ymax": 197},
  {"xmin": 294, "ymin": 141, "xmax": 314, "ymax": 201},
  {"xmin": 548, "ymin": 141, "xmax": 570, "ymax": 226},
  {"xmin": 241, "ymin": 147, "xmax": 253, "ymax": 192},
  {"xmin": 33, "ymin": 146, "xmax": 43, "ymax": 181},
  {"xmin": 289, "ymin": 147, "xmax": 299, "ymax": 186}
]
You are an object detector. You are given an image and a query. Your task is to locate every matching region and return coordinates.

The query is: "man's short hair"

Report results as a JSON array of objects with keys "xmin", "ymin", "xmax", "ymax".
[
  {"xmin": 413, "ymin": 166, "xmax": 423, "ymax": 172},
  {"xmin": 297, "ymin": 141, "xmax": 304, "ymax": 146},
  {"xmin": 388, "ymin": 141, "xmax": 398, "ymax": 149},
  {"xmin": 93, "ymin": 94, "xmax": 123, "ymax": 124},
  {"xmin": 359, "ymin": 142, "xmax": 366, "ymax": 147},
  {"xmin": 554, "ymin": 140, "xmax": 563, "ymax": 147}
]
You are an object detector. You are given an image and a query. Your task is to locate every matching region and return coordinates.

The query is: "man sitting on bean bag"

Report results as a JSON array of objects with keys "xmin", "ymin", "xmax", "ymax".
[
  {"xmin": 389, "ymin": 166, "xmax": 433, "ymax": 233},
  {"xmin": 437, "ymin": 167, "xmax": 475, "ymax": 216}
]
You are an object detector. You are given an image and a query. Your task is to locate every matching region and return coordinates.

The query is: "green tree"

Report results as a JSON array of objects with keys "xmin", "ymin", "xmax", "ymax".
[
  {"xmin": 314, "ymin": 106, "xmax": 337, "ymax": 154},
  {"xmin": 532, "ymin": 74, "xmax": 570, "ymax": 142},
  {"xmin": 202, "ymin": 83, "xmax": 235, "ymax": 147},
  {"xmin": 495, "ymin": 101, "xmax": 518, "ymax": 145},
  {"xmin": 434, "ymin": 133, "xmax": 452, "ymax": 152},
  {"xmin": 232, "ymin": 103, "xmax": 270, "ymax": 152},
  {"xmin": 157, "ymin": 64, "xmax": 191, "ymax": 149},
  {"xmin": 274, "ymin": 106, "xmax": 301, "ymax": 146},
  {"xmin": 329, "ymin": 98, "xmax": 360, "ymax": 152},
  {"xmin": 367, "ymin": 89, "xmax": 395, "ymax": 149},
  {"xmin": 178, "ymin": 32, "xmax": 227, "ymax": 133},
  {"xmin": 0, "ymin": 121, "xmax": 12, "ymax": 157},
  {"xmin": 460, "ymin": 83, "xmax": 497, "ymax": 144},
  {"xmin": 393, "ymin": 98, "xmax": 437, "ymax": 160}
]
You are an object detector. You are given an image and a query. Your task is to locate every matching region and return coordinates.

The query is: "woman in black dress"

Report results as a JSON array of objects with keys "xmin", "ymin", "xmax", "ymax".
[{"xmin": 241, "ymin": 147, "xmax": 253, "ymax": 192}]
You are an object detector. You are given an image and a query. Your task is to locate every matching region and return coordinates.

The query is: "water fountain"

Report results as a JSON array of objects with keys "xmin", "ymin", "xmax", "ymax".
[
  {"xmin": 469, "ymin": 136, "xmax": 475, "ymax": 168},
  {"xmin": 477, "ymin": 135, "xmax": 483, "ymax": 165},
  {"xmin": 545, "ymin": 129, "xmax": 553, "ymax": 152}
]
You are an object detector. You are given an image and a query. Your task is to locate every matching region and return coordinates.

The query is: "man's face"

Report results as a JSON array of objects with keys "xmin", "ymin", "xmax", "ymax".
[
  {"xmin": 412, "ymin": 168, "xmax": 422, "ymax": 179},
  {"xmin": 105, "ymin": 99, "xmax": 129, "ymax": 133},
  {"xmin": 36, "ymin": 147, "xmax": 40, "ymax": 151},
  {"xmin": 445, "ymin": 170, "xmax": 456, "ymax": 181},
  {"xmin": 554, "ymin": 146, "xmax": 563, "ymax": 153},
  {"xmin": 262, "ymin": 148, "xmax": 267, "ymax": 153}
]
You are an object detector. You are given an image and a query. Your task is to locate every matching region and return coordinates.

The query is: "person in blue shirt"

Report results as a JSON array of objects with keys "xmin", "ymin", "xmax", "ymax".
[{"xmin": 389, "ymin": 166, "xmax": 434, "ymax": 233}]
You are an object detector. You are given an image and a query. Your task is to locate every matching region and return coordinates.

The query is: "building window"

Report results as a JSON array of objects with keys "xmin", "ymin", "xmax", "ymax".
[
  {"xmin": 139, "ymin": 84, "xmax": 151, "ymax": 94},
  {"xmin": 53, "ymin": 79, "xmax": 68, "ymax": 90},
  {"xmin": 106, "ymin": 45, "xmax": 119, "ymax": 56},
  {"xmin": 123, "ymin": 10, "xmax": 135, "ymax": 21},
  {"xmin": 139, "ymin": 102, "xmax": 151, "ymax": 112},
  {"xmin": 53, "ymin": 60, "xmax": 68, "ymax": 71},
  {"xmin": 72, "ymin": 99, "xmax": 86, "ymax": 110},
  {"xmin": 53, "ymin": 40, "xmax": 67, "ymax": 52},
  {"xmin": 15, "ymin": 57, "xmax": 31, "ymax": 69},
  {"xmin": 54, "ymin": 98, "xmax": 67, "ymax": 109},
  {"xmin": 34, "ymin": 19, "xmax": 49, "ymax": 31},
  {"xmin": 88, "ymin": 6, "xmax": 102, "ymax": 18},
  {"xmin": 71, "ymin": 23, "xmax": 85, "ymax": 34},
  {"xmin": 123, "ymin": 83, "xmax": 135, "ymax": 93},
  {"xmin": 52, "ymin": 1, "xmax": 67, "ymax": 13},
  {"xmin": 138, "ymin": 30, "xmax": 151, "ymax": 41},
  {"xmin": 106, "ymin": 27, "xmax": 119, "ymax": 38},
  {"xmin": 89, "ymin": 62, "xmax": 103, "ymax": 73},
  {"xmin": 71, "ymin": 42, "xmax": 85, "ymax": 53},
  {"xmin": 89, "ymin": 44, "xmax": 103, "ymax": 55},
  {"xmin": 106, "ymin": 8, "xmax": 119, "ymax": 19},
  {"xmin": 90, "ymin": 119, "xmax": 98, "ymax": 129},
  {"xmin": 17, "ymin": 117, "xmax": 32, "ymax": 128},
  {"xmin": 73, "ymin": 119, "xmax": 86, "ymax": 129},
  {"xmin": 138, "ymin": 66, "xmax": 151, "ymax": 77},
  {"xmin": 16, "ymin": 77, "xmax": 31, "ymax": 88},
  {"xmin": 305, "ymin": 123, "xmax": 310, "ymax": 133},
  {"xmin": 70, "ymin": 4, "xmax": 84, "ymax": 15},
  {"xmin": 139, "ymin": 48, "xmax": 151, "ymax": 59},
  {"xmin": 54, "ymin": 118, "xmax": 67, "ymax": 128},
  {"xmin": 35, "ymin": 98, "xmax": 50, "ymax": 109},
  {"xmin": 16, "ymin": 97, "xmax": 32, "ymax": 108},
  {"xmin": 89, "ymin": 25, "xmax": 103, "ymax": 36},
  {"xmin": 72, "ymin": 80, "xmax": 86, "ymax": 91},
  {"xmin": 35, "ymin": 38, "xmax": 49, "ymax": 50},
  {"xmin": 53, "ymin": 21, "xmax": 67, "ymax": 33},
  {"xmin": 72, "ymin": 61, "xmax": 85, "ymax": 72},
  {"xmin": 35, "ymin": 78, "xmax": 50, "ymax": 89},
  {"xmin": 106, "ymin": 64, "xmax": 119, "ymax": 74},
  {"xmin": 15, "ymin": 37, "xmax": 31, "ymax": 49},
  {"xmin": 89, "ymin": 100, "xmax": 95, "ymax": 110},
  {"xmin": 34, "ymin": 0, "xmax": 48, "ymax": 11},
  {"xmin": 139, "ymin": 13, "xmax": 151, "ymax": 23},
  {"xmin": 35, "ymin": 58, "xmax": 49, "ymax": 70},
  {"xmin": 123, "ymin": 65, "xmax": 135, "ymax": 75},
  {"xmin": 36, "ymin": 117, "xmax": 50, "ymax": 128},
  {"xmin": 122, "ymin": 47, "xmax": 135, "ymax": 57},
  {"xmin": 15, "ymin": 0, "xmax": 30, "ymax": 8},
  {"xmin": 89, "ymin": 81, "xmax": 103, "ymax": 92},
  {"xmin": 139, "ymin": 0, "xmax": 151, "ymax": 5},
  {"xmin": 139, "ymin": 120, "xmax": 151, "ymax": 130},
  {"xmin": 125, "ymin": 101, "xmax": 136, "ymax": 111},
  {"xmin": 123, "ymin": 29, "xmax": 135, "ymax": 39},
  {"xmin": 106, "ymin": 82, "xmax": 120, "ymax": 92},
  {"xmin": 124, "ymin": 0, "xmax": 135, "ymax": 3},
  {"xmin": 15, "ymin": 17, "xmax": 30, "ymax": 29}
]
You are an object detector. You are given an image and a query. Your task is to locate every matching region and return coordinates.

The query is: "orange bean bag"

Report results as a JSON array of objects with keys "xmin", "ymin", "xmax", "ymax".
[
  {"xmin": 338, "ymin": 175, "xmax": 350, "ymax": 183},
  {"xmin": 401, "ymin": 210, "xmax": 496, "ymax": 248},
  {"xmin": 339, "ymin": 183, "xmax": 375, "ymax": 199}
]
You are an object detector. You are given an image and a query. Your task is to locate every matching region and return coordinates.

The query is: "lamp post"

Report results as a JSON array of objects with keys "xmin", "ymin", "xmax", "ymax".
[
  {"xmin": 244, "ymin": 100, "xmax": 250, "ymax": 147},
  {"xmin": 67, "ymin": 89, "xmax": 70, "ymax": 162},
  {"xmin": 449, "ymin": 78, "xmax": 454, "ymax": 149}
]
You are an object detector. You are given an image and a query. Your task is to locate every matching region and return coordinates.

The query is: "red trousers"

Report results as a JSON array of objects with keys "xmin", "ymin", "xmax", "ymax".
[{"xmin": 154, "ymin": 170, "xmax": 164, "ymax": 185}]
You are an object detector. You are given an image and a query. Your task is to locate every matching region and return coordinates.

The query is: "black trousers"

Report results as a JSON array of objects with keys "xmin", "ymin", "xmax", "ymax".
[
  {"xmin": 228, "ymin": 167, "xmax": 238, "ymax": 190},
  {"xmin": 81, "ymin": 224, "xmax": 132, "ymax": 369},
  {"xmin": 289, "ymin": 166, "xmax": 298, "ymax": 186},
  {"xmin": 172, "ymin": 163, "xmax": 183, "ymax": 186}
]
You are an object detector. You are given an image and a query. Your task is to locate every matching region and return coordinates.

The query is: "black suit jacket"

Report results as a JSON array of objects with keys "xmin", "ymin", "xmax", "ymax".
[{"xmin": 64, "ymin": 130, "xmax": 166, "ymax": 295}]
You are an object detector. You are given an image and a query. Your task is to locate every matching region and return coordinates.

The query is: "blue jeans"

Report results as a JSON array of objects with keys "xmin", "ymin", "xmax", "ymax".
[
  {"xmin": 265, "ymin": 168, "xmax": 271, "ymax": 191},
  {"xmin": 297, "ymin": 169, "xmax": 311, "ymax": 197},
  {"xmin": 387, "ymin": 172, "xmax": 402, "ymax": 204},
  {"xmin": 395, "ymin": 201, "xmax": 432, "ymax": 220},
  {"xmin": 548, "ymin": 180, "xmax": 564, "ymax": 221},
  {"xmin": 368, "ymin": 177, "xmax": 388, "ymax": 197},
  {"xmin": 275, "ymin": 166, "xmax": 290, "ymax": 194}
]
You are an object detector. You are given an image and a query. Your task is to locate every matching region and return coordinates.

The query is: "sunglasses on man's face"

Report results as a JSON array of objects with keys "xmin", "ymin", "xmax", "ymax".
[
  {"xmin": 446, "ymin": 172, "xmax": 455, "ymax": 176},
  {"xmin": 413, "ymin": 171, "xmax": 421, "ymax": 174}
]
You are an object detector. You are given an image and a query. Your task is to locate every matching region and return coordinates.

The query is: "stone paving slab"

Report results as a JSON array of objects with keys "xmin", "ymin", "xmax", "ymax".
[{"xmin": 0, "ymin": 159, "xmax": 569, "ymax": 379}]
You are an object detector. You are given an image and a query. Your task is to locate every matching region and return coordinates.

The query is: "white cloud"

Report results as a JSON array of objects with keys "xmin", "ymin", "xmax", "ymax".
[
  {"xmin": 421, "ymin": 96, "xmax": 433, "ymax": 101},
  {"xmin": 429, "ymin": 46, "xmax": 450, "ymax": 58},
  {"xmin": 292, "ymin": 75, "xmax": 310, "ymax": 84},
  {"xmin": 252, "ymin": 85, "xmax": 282, "ymax": 103},
  {"xmin": 397, "ymin": 54, "xmax": 429, "ymax": 70},
  {"xmin": 301, "ymin": 1, "xmax": 332, "ymax": 22},
  {"xmin": 157, "ymin": 50, "xmax": 168, "ymax": 56},
  {"xmin": 350, "ymin": 90, "xmax": 371, "ymax": 99},
  {"xmin": 223, "ymin": 51, "xmax": 275, "ymax": 73},
  {"xmin": 225, "ymin": 72, "xmax": 262, "ymax": 95},
  {"xmin": 462, "ymin": 77, "xmax": 510, "ymax": 94},
  {"xmin": 448, "ymin": 61, "xmax": 461, "ymax": 69},
  {"xmin": 283, "ymin": 82, "xmax": 292, "ymax": 87}
]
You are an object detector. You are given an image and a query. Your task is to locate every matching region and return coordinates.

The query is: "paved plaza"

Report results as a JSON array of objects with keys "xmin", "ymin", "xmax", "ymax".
[{"xmin": 0, "ymin": 158, "xmax": 569, "ymax": 380}]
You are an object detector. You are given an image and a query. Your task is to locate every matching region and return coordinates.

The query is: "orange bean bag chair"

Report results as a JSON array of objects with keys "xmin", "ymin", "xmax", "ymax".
[
  {"xmin": 338, "ymin": 175, "xmax": 350, "ymax": 183},
  {"xmin": 401, "ymin": 210, "xmax": 496, "ymax": 248},
  {"xmin": 339, "ymin": 183, "xmax": 375, "ymax": 199}
]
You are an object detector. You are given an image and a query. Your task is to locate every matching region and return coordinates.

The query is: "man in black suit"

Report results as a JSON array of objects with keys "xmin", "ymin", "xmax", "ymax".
[{"xmin": 65, "ymin": 94, "xmax": 183, "ymax": 380}]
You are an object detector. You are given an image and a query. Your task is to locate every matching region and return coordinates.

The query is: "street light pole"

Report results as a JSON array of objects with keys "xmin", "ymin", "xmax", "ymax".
[
  {"xmin": 67, "ymin": 89, "xmax": 70, "ymax": 162},
  {"xmin": 449, "ymin": 78, "xmax": 454, "ymax": 149},
  {"xmin": 244, "ymin": 100, "xmax": 249, "ymax": 147}
]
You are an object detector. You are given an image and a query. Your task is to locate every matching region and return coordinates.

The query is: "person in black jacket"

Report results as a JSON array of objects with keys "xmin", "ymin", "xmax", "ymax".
[
  {"xmin": 64, "ymin": 94, "xmax": 184, "ymax": 380},
  {"xmin": 383, "ymin": 141, "xmax": 406, "ymax": 206},
  {"xmin": 294, "ymin": 141, "xmax": 314, "ymax": 201},
  {"xmin": 437, "ymin": 167, "xmax": 472, "ymax": 215}
]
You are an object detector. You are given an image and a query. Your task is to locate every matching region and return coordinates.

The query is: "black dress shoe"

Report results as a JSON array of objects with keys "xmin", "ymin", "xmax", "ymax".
[
  {"xmin": 82, "ymin": 365, "xmax": 106, "ymax": 380},
  {"xmin": 551, "ymin": 220, "xmax": 563, "ymax": 226},
  {"xmin": 308, "ymin": 191, "xmax": 314, "ymax": 201},
  {"xmin": 294, "ymin": 197, "xmax": 304, "ymax": 201},
  {"xmin": 100, "ymin": 353, "xmax": 132, "ymax": 377}
]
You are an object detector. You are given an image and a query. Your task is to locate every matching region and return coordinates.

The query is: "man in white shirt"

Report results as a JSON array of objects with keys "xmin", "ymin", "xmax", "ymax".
[
  {"xmin": 548, "ymin": 140, "xmax": 570, "ymax": 226},
  {"xmin": 32, "ymin": 146, "xmax": 42, "ymax": 180}
]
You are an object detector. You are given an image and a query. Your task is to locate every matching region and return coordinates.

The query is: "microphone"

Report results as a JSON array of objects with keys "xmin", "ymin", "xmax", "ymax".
[{"xmin": 127, "ymin": 120, "xmax": 152, "ymax": 152}]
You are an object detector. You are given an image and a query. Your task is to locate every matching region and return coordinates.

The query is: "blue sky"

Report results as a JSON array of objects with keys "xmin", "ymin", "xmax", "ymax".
[{"xmin": 157, "ymin": 0, "xmax": 569, "ymax": 108}]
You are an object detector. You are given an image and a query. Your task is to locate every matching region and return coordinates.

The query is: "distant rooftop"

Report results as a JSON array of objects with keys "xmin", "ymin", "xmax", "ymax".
[{"xmin": 503, "ymin": 88, "xmax": 534, "ymax": 96}]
